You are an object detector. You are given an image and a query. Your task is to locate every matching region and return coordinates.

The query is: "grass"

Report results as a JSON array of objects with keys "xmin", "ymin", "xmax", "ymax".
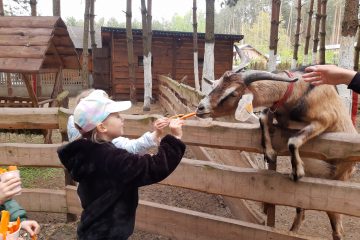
[{"xmin": 19, "ymin": 167, "xmax": 63, "ymax": 188}]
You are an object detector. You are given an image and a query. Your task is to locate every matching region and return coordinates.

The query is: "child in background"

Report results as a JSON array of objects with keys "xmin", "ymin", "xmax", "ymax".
[
  {"xmin": 0, "ymin": 174, "xmax": 40, "ymax": 238},
  {"xmin": 57, "ymin": 94, "xmax": 185, "ymax": 240},
  {"xmin": 67, "ymin": 89, "xmax": 166, "ymax": 155}
]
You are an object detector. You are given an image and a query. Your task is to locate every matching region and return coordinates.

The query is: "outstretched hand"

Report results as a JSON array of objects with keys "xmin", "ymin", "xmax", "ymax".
[
  {"xmin": 153, "ymin": 118, "xmax": 170, "ymax": 141},
  {"xmin": 169, "ymin": 118, "xmax": 184, "ymax": 139},
  {"xmin": 302, "ymin": 65, "xmax": 356, "ymax": 86},
  {"xmin": 21, "ymin": 220, "xmax": 40, "ymax": 237}
]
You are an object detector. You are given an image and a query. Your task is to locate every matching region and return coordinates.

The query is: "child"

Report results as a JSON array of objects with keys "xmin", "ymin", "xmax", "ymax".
[
  {"xmin": 57, "ymin": 94, "xmax": 185, "ymax": 240},
  {"xmin": 67, "ymin": 89, "xmax": 165, "ymax": 155},
  {"xmin": 0, "ymin": 174, "xmax": 40, "ymax": 238}
]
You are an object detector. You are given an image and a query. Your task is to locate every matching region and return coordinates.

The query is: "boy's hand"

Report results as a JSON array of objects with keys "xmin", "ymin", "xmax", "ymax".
[
  {"xmin": 169, "ymin": 118, "xmax": 184, "ymax": 139},
  {"xmin": 21, "ymin": 220, "xmax": 40, "ymax": 237},
  {"xmin": 0, "ymin": 176, "xmax": 21, "ymax": 204},
  {"xmin": 153, "ymin": 118, "xmax": 170, "ymax": 141}
]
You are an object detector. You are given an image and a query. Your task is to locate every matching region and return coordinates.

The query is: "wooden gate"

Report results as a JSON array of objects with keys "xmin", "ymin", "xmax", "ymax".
[{"xmin": 93, "ymin": 47, "xmax": 111, "ymax": 92}]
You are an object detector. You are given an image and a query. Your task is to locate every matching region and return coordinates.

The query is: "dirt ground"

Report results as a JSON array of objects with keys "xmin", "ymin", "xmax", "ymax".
[{"xmin": 3, "ymin": 100, "xmax": 360, "ymax": 240}]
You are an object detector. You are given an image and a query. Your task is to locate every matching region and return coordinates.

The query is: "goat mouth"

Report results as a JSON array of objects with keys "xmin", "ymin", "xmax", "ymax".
[{"xmin": 196, "ymin": 112, "xmax": 212, "ymax": 118}]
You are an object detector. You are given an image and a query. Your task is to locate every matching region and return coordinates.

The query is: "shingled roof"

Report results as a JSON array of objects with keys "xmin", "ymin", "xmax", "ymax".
[{"xmin": 0, "ymin": 16, "xmax": 80, "ymax": 73}]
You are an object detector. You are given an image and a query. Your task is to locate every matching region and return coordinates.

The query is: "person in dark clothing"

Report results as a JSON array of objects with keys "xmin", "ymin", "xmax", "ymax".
[
  {"xmin": 302, "ymin": 64, "xmax": 360, "ymax": 94},
  {"xmin": 57, "ymin": 93, "xmax": 186, "ymax": 240}
]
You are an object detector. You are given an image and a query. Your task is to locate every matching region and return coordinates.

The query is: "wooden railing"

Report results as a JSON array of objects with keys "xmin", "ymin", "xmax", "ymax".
[{"xmin": 0, "ymin": 75, "xmax": 359, "ymax": 239}]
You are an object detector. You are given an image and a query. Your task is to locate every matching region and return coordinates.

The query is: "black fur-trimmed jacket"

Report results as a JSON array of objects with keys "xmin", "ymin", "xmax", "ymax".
[{"xmin": 57, "ymin": 135, "xmax": 186, "ymax": 240}]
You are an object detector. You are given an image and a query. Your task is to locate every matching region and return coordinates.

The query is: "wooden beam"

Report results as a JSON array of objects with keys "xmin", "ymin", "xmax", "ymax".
[
  {"xmin": 158, "ymin": 74, "xmax": 205, "ymax": 107},
  {"xmin": 0, "ymin": 58, "xmax": 43, "ymax": 73},
  {"xmin": 6, "ymin": 73, "xmax": 12, "ymax": 96},
  {"xmin": 161, "ymin": 159, "xmax": 360, "ymax": 217},
  {"xmin": 14, "ymin": 188, "xmax": 66, "ymax": 213},
  {"xmin": 0, "ymin": 107, "xmax": 59, "ymax": 129},
  {"xmin": 21, "ymin": 74, "xmax": 38, "ymax": 107},
  {"xmin": 0, "ymin": 143, "xmax": 62, "ymax": 167},
  {"xmin": 65, "ymin": 186, "xmax": 317, "ymax": 240}
]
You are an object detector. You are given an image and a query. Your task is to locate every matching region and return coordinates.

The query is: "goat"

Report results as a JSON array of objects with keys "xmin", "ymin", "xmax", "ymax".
[{"xmin": 196, "ymin": 68, "xmax": 357, "ymax": 240}]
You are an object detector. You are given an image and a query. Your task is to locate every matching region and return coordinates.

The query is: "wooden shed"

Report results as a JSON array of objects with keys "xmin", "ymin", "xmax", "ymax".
[
  {"xmin": 0, "ymin": 16, "xmax": 80, "ymax": 106},
  {"xmin": 98, "ymin": 28, "xmax": 243, "ymax": 100}
]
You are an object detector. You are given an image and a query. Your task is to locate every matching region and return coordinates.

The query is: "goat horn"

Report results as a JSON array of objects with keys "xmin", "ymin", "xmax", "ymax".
[
  {"xmin": 203, "ymin": 77, "xmax": 215, "ymax": 85},
  {"xmin": 242, "ymin": 70, "xmax": 298, "ymax": 86},
  {"xmin": 233, "ymin": 45, "xmax": 250, "ymax": 73}
]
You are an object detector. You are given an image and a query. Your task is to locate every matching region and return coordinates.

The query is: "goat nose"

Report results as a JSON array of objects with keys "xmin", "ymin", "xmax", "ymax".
[{"xmin": 197, "ymin": 103, "xmax": 205, "ymax": 112}]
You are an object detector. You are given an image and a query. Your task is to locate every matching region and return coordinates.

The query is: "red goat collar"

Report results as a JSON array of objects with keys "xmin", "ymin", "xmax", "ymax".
[{"xmin": 270, "ymin": 70, "xmax": 295, "ymax": 113}]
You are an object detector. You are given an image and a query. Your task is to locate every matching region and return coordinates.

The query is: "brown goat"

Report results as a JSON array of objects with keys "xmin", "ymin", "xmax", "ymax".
[{"xmin": 196, "ymin": 68, "xmax": 357, "ymax": 240}]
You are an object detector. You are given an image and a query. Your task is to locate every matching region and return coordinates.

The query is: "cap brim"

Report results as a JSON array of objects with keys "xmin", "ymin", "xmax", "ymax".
[{"xmin": 107, "ymin": 101, "xmax": 132, "ymax": 113}]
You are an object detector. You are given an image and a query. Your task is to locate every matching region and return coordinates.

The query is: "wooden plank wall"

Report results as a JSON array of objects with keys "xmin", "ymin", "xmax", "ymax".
[{"xmin": 110, "ymin": 33, "xmax": 233, "ymax": 100}]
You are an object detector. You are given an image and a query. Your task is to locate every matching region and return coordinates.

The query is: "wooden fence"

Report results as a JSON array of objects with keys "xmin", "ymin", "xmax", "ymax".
[{"xmin": 0, "ymin": 75, "xmax": 359, "ymax": 239}]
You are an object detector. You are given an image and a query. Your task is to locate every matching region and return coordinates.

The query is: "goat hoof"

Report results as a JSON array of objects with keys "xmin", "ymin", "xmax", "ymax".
[{"xmin": 289, "ymin": 170, "xmax": 305, "ymax": 182}]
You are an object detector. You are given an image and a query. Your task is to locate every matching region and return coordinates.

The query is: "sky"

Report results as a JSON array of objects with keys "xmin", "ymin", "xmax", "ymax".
[{"xmin": 33, "ymin": 0, "xmax": 222, "ymax": 23}]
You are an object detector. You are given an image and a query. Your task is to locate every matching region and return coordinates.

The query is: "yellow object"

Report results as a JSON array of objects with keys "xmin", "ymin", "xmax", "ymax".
[
  {"xmin": 245, "ymin": 103, "xmax": 253, "ymax": 113},
  {"xmin": 7, "ymin": 166, "xmax": 17, "ymax": 171}
]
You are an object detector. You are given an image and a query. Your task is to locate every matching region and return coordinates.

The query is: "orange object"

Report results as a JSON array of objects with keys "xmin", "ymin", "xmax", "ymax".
[
  {"xmin": 7, "ymin": 166, "xmax": 17, "ymax": 171},
  {"xmin": 169, "ymin": 114, "xmax": 184, "ymax": 119},
  {"xmin": 32, "ymin": 235, "xmax": 38, "ymax": 240},
  {"xmin": 0, "ymin": 210, "xmax": 10, "ymax": 239},
  {"xmin": 179, "ymin": 112, "xmax": 196, "ymax": 120}
]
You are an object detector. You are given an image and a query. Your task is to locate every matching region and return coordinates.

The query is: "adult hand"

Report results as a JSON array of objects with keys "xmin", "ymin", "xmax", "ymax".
[
  {"xmin": 302, "ymin": 65, "xmax": 356, "ymax": 86},
  {"xmin": 169, "ymin": 118, "xmax": 184, "ymax": 139},
  {"xmin": 0, "ymin": 176, "xmax": 21, "ymax": 204},
  {"xmin": 21, "ymin": 220, "xmax": 40, "ymax": 237}
]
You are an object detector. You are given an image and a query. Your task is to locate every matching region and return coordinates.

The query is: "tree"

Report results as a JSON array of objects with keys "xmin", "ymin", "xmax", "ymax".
[
  {"xmin": 303, "ymin": 0, "xmax": 314, "ymax": 65},
  {"xmin": 202, "ymin": 0, "xmax": 215, "ymax": 94},
  {"xmin": 312, "ymin": 0, "xmax": 321, "ymax": 64},
  {"xmin": 318, "ymin": 0, "xmax": 327, "ymax": 64},
  {"xmin": 291, "ymin": 0, "xmax": 302, "ymax": 69},
  {"xmin": 89, "ymin": 0, "xmax": 96, "ymax": 49},
  {"xmin": 29, "ymin": 0, "xmax": 36, "ymax": 16},
  {"xmin": 126, "ymin": 0, "xmax": 137, "ymax": 103},
  {"xmin": 0, "ymin": 0, "xmax": 4, "ymax": 16},
  {"xmin": 193, "ymin": 0, "xmax": 200, "ymax": 91},
  {"xmin": 268, "ymin": 0, "xmax": 281, "ymax": 71},
  {"xmin": 53, "ymin": 0, "xmax": 60, "ymax": 16},
  {"xmin": 141, "ymin": 0, "xmax": 153, "ymax": 111},
  {"xmin": 82, "ymin": 0, "xmax": 91, "ymax": 88},
  {"xmin": 338, "ymin": 0, "xmax": 359, "ymax": 119}
]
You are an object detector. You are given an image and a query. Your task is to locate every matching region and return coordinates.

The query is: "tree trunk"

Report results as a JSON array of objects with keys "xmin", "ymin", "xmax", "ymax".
[
  {"xmin": 303, "ymin": 0, "xmax": 314, "ymax": 65},
  {"xmin": 354, "ymin": 26, "xmax": 360, "ymax": 71},
  {"xmin": 292, "ymin": 0, "xmax": 302, "ymax": 69},
  {"xmin": 0, "ymin": 0, "xmax": 4, "ymax": 16},
  {"xmin": 268, "ymin": 0, "xmax": 281, "ymax": 71},
  {"xmin": 318, "ymin": 0, "xmax": 327, "ymax": 64},
  {"xmin": 312, "ymin": 0, "xmax": 321, "ymax": 64},
  {"xmin": 193, "ymin": 0, "xmax": 200, "ymax": 91},
  {"xmin": 82, "ymin": 0, "xmax": 91, "ymax": 88},
  {"xmin": 141, "ymin": 0, "xmax": 152, "ymax": 111},
  {"xmin": 30, "ymin": 0, "xmax": 37, "ymax": 16},
  {"xmin": 338, "ymin": 0, "xmax": 359, "ymax": 119},
  {"xmin": 90, "ymin": 0, "xmax": 96, "ymax": 49},
  {"xmin": 52, "ymin": 0, "xmax": 60, "ymax": 16},
  {"xmin": 127, "ymin": 0, "xmax": 137, "ymax": 103},
  {"xmin": 202, "ymin": 0, "xmax": 215, "ymax": 94}
]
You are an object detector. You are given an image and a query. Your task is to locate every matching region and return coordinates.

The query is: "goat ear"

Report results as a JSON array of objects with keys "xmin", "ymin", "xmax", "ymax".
[{"xmin": 235, "ymin": 93, "xmax": 256, "ymax": 122}]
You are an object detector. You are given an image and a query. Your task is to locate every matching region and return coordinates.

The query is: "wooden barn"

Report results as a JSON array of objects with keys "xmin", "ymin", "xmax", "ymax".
[{"xmin": 97, "ymin": 28, "xmax": 243, "ymax": 100}]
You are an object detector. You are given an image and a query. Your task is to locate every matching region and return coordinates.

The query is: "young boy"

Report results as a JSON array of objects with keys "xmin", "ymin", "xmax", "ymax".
[{"xmin": 58, "ymin": 94, "xmax": 185, "ymax": 240}]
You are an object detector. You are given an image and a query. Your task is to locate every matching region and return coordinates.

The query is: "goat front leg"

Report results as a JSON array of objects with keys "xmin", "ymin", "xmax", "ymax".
[
  {"xmin": 259, "ymin": 109, "xmax": 277, "ymax": 163},
  {"xmin": 288, "ymin": 121, "xmax": 328, "ymax": 181}
]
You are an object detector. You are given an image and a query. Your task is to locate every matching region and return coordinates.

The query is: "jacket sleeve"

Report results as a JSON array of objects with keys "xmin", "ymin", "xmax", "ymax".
[
  {"xmin": 3, "ymin": 200, "xmax": 27, "ymax": 222},
  {"xmin": 111, "ymin": 131, "xmax": 157, "ymax": 155},
  {"xmin": 96, "ymin": 135, "xmax": 185, "ymax": 187},
  {"xmin": 348, "ymin": 72, "xmax": 360, "ymax": 94}
]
